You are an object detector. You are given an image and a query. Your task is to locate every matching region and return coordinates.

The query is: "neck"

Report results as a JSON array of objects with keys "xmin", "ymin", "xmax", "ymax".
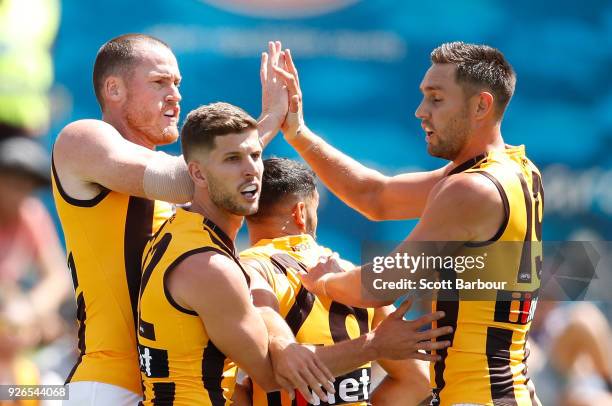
[
  {"xmin": 190, "ymin": 193, "xmax": 243, "ymax": 241},
  {"xmin": 452, "ymin": 122, "xmax": 505, "ymax": 166},
  {"xmin": 102, "ymin": 110, "xmax": 155, "ymax": 150},
  {"xmin": 247, "ymin": 218, "xmax": 304, "ymax": 246}
]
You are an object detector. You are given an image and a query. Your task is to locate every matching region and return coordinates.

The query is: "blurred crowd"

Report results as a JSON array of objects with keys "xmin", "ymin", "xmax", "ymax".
[{"xmin": 0, "ymin": 1, "xmax": 74, "ymax": 404}]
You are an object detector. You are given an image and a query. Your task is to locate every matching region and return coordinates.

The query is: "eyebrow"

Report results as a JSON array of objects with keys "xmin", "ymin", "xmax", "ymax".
[
  {"xmin": 150, "ymin": 72, "xmax": 182, "ymax": 82},
  {"xmin": 222, "ymin": 151, "xmax": 242, "ymax": 157},
  {"xmin": 420, "ymin": 85, "xmax": 444, "ymax": 92}
]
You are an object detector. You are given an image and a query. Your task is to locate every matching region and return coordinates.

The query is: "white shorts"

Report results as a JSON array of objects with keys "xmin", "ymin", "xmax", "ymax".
[{"xmin": 63, "ymin": 381, "xmax": 142, "ymax": 406}]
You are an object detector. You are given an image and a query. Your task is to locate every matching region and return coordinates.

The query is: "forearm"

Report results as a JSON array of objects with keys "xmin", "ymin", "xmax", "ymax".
[
  {"xmin": 142, "ymin": 152, "xmax": 193, "ymax": 203},
  {"xmin": 285, "ymin": 127, "xmax": 387, "ymax": 220},
  {"xmin": 311, "ymin": 332, "xmax": 378, "ymax": 377},
  {"xmin": 233, "ymin": 320, "xmax": 278, "ymax": 393},
  {"xmin": 258, "ymin": 306, "xmax": 295, "ymax": 341},
  {"xmin": 323, "ymin": 268, "xmax": 393, "ymax": 308},
  {"xmin": 231, "ymin": 380, "xmax": 253, "ymax": 406}
]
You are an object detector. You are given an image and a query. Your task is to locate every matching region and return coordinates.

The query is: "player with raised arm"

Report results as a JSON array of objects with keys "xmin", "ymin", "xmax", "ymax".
[
  {"xmin": 52, "ymin": 35, "xmax": 291, "ymax": 405},
  {"xmin": 138, "ymin": 104, "xmax": 448, "ymax": 405},
  {"xmin": 273, "ymin": 43, "xmax": 544, "ymax": 406},
  {"xmin": 239, "ymin": 157, "xmax": 435, "ymax": 406}
]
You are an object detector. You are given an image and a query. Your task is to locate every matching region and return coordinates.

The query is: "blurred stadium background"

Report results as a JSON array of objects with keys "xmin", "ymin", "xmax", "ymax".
[{"xmin": 1, "ymin": 0, "xmax": 611, "ymax": 404}]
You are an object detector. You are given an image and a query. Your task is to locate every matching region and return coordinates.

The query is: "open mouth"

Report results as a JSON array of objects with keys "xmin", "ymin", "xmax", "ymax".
[
  {"xmin": 163, "ymin": 107, "xmax": 179, "ymax": 119},
  {"xmin": 240, "ymin": 183, "xmax": 259, "ymax": 200}
]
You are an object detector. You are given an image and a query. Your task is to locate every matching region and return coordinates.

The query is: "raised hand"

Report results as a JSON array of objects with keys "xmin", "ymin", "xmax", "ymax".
[
  {"xmin": 271, "ymin": 49, "xmax": 305, "ymax": 140},
  {"xmin": 259, "ymin": 41, "xmax": 288, "ymax": 145}
]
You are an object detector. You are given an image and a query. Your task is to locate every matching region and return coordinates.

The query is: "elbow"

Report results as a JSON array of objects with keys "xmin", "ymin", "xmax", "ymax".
[{"xmin": 355, "ymin": 202, "xmax": 386, "ymax": 222}]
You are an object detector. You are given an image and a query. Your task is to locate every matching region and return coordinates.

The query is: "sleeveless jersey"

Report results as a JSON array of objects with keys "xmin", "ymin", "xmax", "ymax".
[
  {"xmin": 431, "ymin": 145, "xmax": 544, "ymax": 406},
  {"xmin": 51, "ymin": 157, "xmax": 173, "ymax": 394},
  {"xmin": 138, "ymin": 208, "xmax": 243, "ymax": 406},
  {"xmin": 240, "ymin": 234, "xmax": 375, "ymax": 406}
]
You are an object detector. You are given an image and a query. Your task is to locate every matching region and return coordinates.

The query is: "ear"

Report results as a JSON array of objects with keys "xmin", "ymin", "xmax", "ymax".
[
  {"xmin": 292, "ymin": 201, "xmax": 307, "ymax": 232},
  {"xmin": 104, "ymin": 76, "xmax": 126, "ymax": 104},
  {"xmin": 474, "ymin": 91, "xmax": 495, "ymax": 120},
  {"xmin": 187, "ymin": 161, "xmax": 207, "ymax": 188}
]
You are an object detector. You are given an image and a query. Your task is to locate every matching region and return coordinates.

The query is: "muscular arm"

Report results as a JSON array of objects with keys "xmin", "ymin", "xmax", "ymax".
[
  {"xmin": 242, "ymin": 260, "xmax": 336, "ymax": 401},
  {"xmin": 168, "ymin": 252, "xmax": 277, "ymax": 391},
  {"xmin": 273, "ymin": 49, "xmax": 448, "ymax": 220},
  {"xmin": 245, "ymin": 261, "xmax": 449, "ymax": 379},
  {"xmin": 301, "ymin": 172, "xmax": 505, "ymax": 308},
  {"xmin": 53, "ymin": 119, "xmax": 192, "ymax": 203},
  {"xmin": 287, "ymin": 127, "xmax": 449, "ymax": 220}
]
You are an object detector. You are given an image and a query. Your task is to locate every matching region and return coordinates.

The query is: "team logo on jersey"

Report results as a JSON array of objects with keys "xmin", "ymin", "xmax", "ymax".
[
  {"xmin": 298, "ymin": 367, "xmax": 371, "ymax": 405},
  {"xmin": 138, "ymin": 344, "xmax": 170, "ymax": 378},
  {"xmin": 199, "ymin": 0, "xmax": 358, "ymax": 19},
  {"xmin": 494, "ymin": 290, "xmax": 539, "ymax": 325}
]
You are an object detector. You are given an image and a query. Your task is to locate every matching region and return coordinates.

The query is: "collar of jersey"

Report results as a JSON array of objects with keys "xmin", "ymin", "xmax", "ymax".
[
  {"xmin": 174, "ymin": 207, "xmax": 236, "ymax": 255},
  {"xmin": 253, "ymin": 233, "xmax": 315, "ymax": 251},
  {"xmin": 447, "ymin": 144, "xmax": 526, "ymax": 176}
]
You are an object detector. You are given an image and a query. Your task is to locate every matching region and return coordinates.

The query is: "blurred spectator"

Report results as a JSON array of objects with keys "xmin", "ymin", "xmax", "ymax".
[
  {"xmin": 0, "ymin": 0, "xmax": 60, "ymax": 138},
  {"xmin": 530, "ymin": 301, "xmax": 612, "ymax": 406},
  {"xmin": 0, "ymin": 136, "xmax": 71, "ymax": 399}
]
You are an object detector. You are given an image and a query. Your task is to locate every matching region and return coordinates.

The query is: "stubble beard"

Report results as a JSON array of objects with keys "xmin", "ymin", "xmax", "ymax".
[
  {"xmin": 428, "ymin": 107, "xmax": 471, "ymax": 161},
  {"xmin": 208, "ymin": 177, "xmax": 258, "ymax": 216}
]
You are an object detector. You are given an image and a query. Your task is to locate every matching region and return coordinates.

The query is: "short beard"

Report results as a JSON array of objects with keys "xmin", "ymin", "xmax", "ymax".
[
  {"xmin": 208, "ymin": 177, "xmax": 258, "ymax": 216},
  {"xmin": 160, "ymin": 125, "xmax": 179, "ymax": 145},
  {"xmin": 428, "ymin": 106, "xmax": 471, "ymax": 161},
  {"xmin": 124, "ymin": 91, "xmax": 178, "ymax": 146}
]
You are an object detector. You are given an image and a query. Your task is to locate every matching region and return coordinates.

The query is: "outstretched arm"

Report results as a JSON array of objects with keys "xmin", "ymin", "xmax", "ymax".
[
  {"xmin": 310, "ymin": 299, "xmax": 449, "ymax": 377},
  {"xmin": 273, "ymin": 49, "xmax": 449, "ymax": 221},
  {"xmin": 245, "ymin": 260, "xmax": 450, "ymax": 377},
  {"xmin": 299, "ymin": 172, "xmax": 504, "ymax": 307},
  {"xmin": 53, "ymin": 119, "xmax": 192, "ymax": 203},
  {"xmin": 55, "ymin": 41, "xmax": 286, "ymax": 205}
]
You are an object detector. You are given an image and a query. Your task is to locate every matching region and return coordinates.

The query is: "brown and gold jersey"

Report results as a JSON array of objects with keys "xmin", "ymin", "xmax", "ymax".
[
  {"xmin": 51, "ymin": 157, "xmax": 173, "ymax": 395},
  {"xmin": 432, "ymin": 145, "xmax": 544, "ymax": 406},
  {"xmin": 240, "ymin": 235, "xmax": 375, "ymax": 406},
  {"xmin": 138, "ymin": 208, "xmax": 243, "ymax": 406}
]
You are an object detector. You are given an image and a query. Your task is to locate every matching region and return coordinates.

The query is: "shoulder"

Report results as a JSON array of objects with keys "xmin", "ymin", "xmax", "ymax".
[
  {"xmin": 172, "ymin": 250, "xmax": 247, "ymax": 291},
  {"xmin": 429, "ymin": 171, "xmax": 502, "ymax": 210},
  {"xmin": 415, "ymin": 171, "xmax": 505, "ymax": 241},
  {"xmin": 168, "ymin": 250, "xmax": 251, "ymax": 314},
  {"xmin": 53, "ymin": 119, "xmax": 121, "ymax": 172},
  {"xmin": 55, "ymin": 119, "xmax": 118, "ymax": 149}
]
